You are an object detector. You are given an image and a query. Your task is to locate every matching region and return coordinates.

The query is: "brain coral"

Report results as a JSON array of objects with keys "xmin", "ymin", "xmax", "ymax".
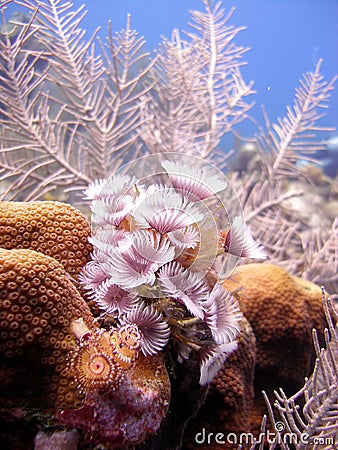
[
  {"xmin": 0, "ymin": 201, "xmax": 92, "ymax": 277},
  {"xmin": 0, "ymin": 247, "xmax": 98, "ymax": 409},
  {"xmin": 222, "ymin": 263, "xmax": 327, "ymax": 432}
]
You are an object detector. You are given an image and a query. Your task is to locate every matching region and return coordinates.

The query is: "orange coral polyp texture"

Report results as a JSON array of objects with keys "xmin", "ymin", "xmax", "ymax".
[
  {"xmin": 223, "ymin": 263, "xmax": 326, "ymax": 385},
  {"xmin": 0, "ymin": 247, "xmax": 97, "ymax": 409},
  {"xmin": 0, "ymin": 201, "xmax": 92, "ymax": 276}
]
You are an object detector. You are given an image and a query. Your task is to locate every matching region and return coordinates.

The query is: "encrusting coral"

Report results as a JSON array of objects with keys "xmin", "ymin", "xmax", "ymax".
[
  {"xmin": 208, "ymin": 318, "xmax": 255, "ymax": 431},
  {"xmin": 222, "ymin": 263, "xmax": 327, "ymax": 432},
  {"xmin": 0, "ymin": 201, "xmax": 92, "ymax": 277},
  {"xmin": 0, "ymin": 247, "xmax": 98, "ymax": 409}
]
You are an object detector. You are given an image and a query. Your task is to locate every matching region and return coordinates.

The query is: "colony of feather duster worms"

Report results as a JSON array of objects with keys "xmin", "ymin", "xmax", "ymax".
[{"xmin": 80, "ymin": 159, "xmax": 267, "ymax": 384}]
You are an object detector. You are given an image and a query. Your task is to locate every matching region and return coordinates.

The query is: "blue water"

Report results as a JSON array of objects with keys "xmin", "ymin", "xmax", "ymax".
[
  {"xmin": 58, "ymin": 0, "xmax": 338, "ymax": 134},
  {"xmin": 3, "ymin": 0, "xmax": 338, "ymax": 158}
]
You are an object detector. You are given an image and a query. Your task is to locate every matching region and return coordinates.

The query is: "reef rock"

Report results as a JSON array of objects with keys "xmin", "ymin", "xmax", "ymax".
[{"xmin": 34, "ymin": 429, "xmax": 80, "ymax": 450}]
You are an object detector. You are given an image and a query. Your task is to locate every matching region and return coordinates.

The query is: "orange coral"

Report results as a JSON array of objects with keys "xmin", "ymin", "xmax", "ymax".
[
  {"xmin": 208, "ymin": 318, "xmax": 255, "ymax": 427},
  {"xmin": 222, "ymin": 263, "xmax": 327, "ymax": 432},
  {"xmin": 0, "ymin": 245, "xmax": 170, "ymax": 448},
  {"xmin": 0, "ymin": 201, "xmax": 172, "ymax": 448},
  {"xmin": 0, "ymin": 201, "xmax": 92, "ymax": 277},
  {"xmin": 0, "ymin": 247, "xmax": 98, "ymax": 409},
  {"xmin": 0, "ymin": 246, "xmax": 147, "ymax": 411}
]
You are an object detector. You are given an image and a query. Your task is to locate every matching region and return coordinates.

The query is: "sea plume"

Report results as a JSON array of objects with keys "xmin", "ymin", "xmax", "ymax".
[{"xmin": 0, "ymin": 0, "xmax": 152, "ymax": 201}]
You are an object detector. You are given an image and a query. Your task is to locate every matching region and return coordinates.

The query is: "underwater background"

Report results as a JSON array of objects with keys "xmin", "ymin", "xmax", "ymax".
[
  {"xmin": 0, "ymin": 0, "xmax": 338, "ymax": 448},
  {"xmin": 5, "ymin": 0, "xmax": 338, "ymax": 132}
]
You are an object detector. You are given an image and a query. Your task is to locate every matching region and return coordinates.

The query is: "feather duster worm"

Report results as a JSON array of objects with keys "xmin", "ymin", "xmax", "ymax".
[{"xmin": 80, "ymin": 158, "xmax": 266, "ymax": 385}]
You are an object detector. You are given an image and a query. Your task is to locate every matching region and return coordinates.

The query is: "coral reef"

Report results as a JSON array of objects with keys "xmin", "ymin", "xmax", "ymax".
[
  {"xmin": 250, "ymin": 291, "xmax": 338, "ymax": 449},
  {"xmin": 0, "ymin": 0, "xmax": 254, "ymax": 201},
  {"xmin": 79, "ymin": 159, "xmax": 259, "ymax": 387},
  {"xmin": 140, "ymin": 356, "xmax": 209, "ymax": 450},
  {"xmin": 0, "ymin": 247, "xmax": 97, "ymax": 409},
  {"xmin": 208, "ymin": 318, "xmax": 256, "ymax": 431},
  {"xmin": 0, "ymin": 0, "xmax": 336, "ymax": 447},
  {"xmin": 0, "ymin": 0, "xmax": 336, "ymax": 299},
  {"xmin": 0, "ymin": 205, "xmax": 333, "ymax": 448},
  {"xmin": 0, "ymin": 201, "xmax": 92, "ymax": 277},
  {"xmin": 222, "ymin": 263, "xmax": 327, "ymax": 432}
]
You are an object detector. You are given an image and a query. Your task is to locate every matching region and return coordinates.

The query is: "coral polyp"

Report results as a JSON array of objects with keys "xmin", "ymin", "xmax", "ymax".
[{"xmin": 0, "ymin": 201, "xmax": 92, "ymax": 277}]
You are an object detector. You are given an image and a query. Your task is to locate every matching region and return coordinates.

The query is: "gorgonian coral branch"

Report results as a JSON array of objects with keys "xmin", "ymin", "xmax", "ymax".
[
  {"xmin": 0, "ymin": 0, "xmax": 152, "ymax": 200},
  {"xmin": 257, "ymin": 59, "xmax": 337, "ymax": 180}
]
